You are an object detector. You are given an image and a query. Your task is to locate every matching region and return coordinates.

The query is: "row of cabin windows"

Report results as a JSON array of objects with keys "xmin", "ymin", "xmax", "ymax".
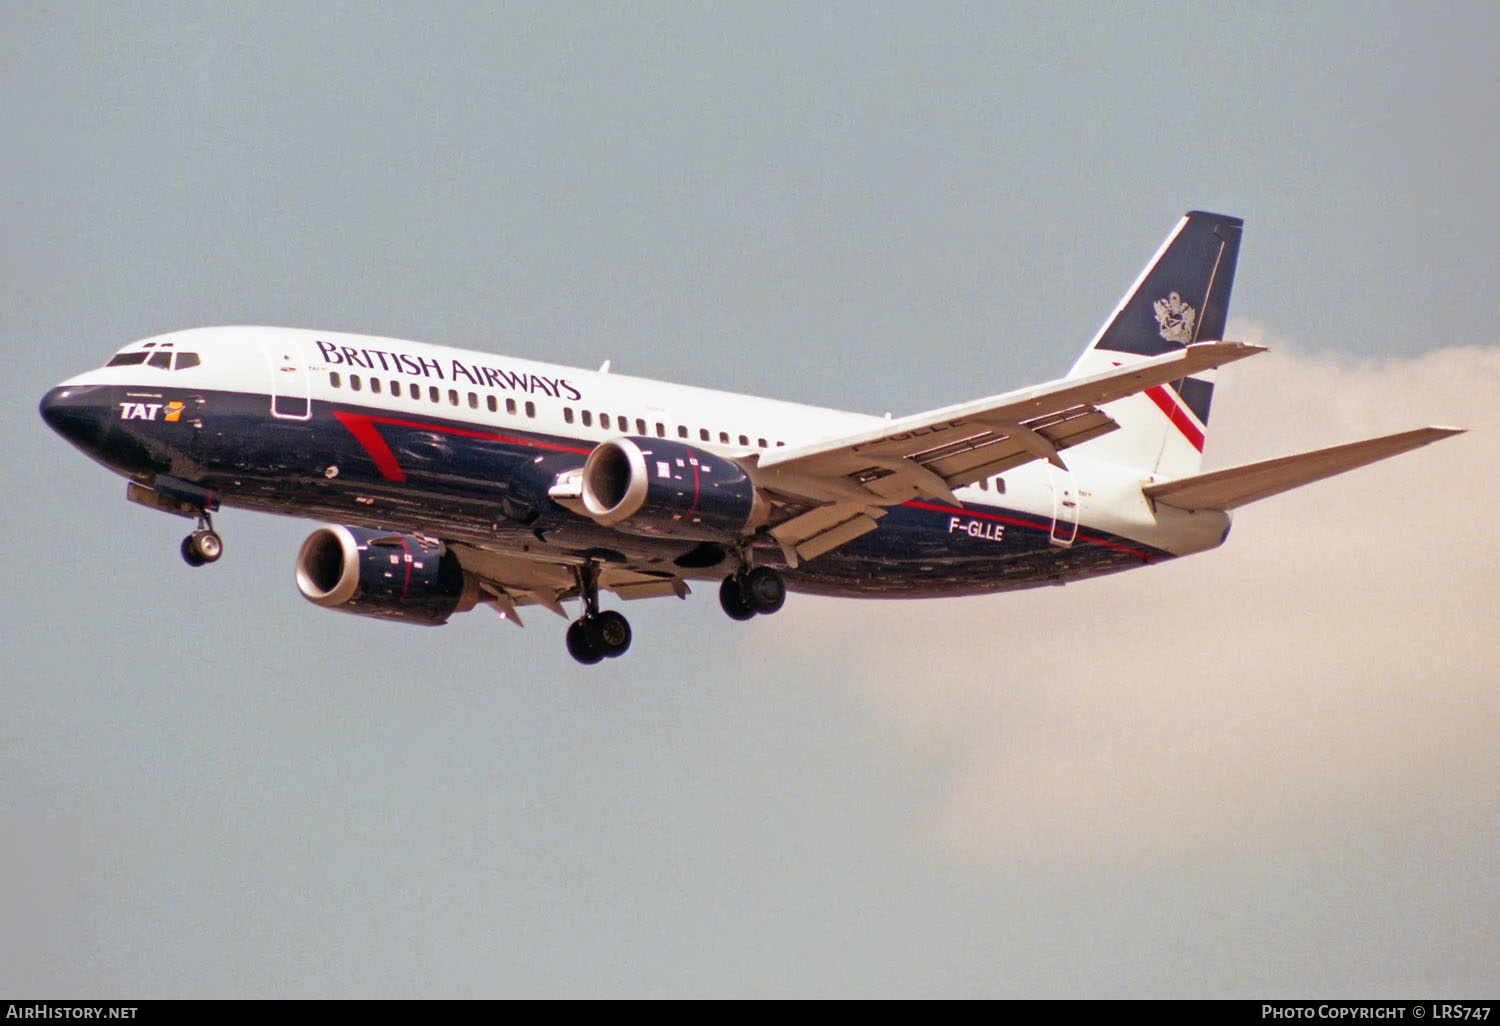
[
  {"xmin": 329, "ymin": 372, "xmax": 534, "ymax": 418},
  {"xmin": 561, "ymin": 407, "xmax": 783, "ymax": 448},
  {"xmin": 327, "ymin": 370, "xmax": 786, "ymax": 448}
]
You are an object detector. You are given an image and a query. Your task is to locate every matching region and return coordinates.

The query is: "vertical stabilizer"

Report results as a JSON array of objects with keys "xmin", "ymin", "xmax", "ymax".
[{"xmin": 1067, "ymin": 211, "xmax": 1242, "ymax": 479}]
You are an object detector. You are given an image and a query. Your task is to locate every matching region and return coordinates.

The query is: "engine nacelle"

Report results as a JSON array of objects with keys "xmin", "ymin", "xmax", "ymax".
[
  {"xmin": 294, "ymin": 525, "xmax": 478, "ymax": 626},
  {"xmin": 580, "ymin": 437, "xmax": 766, "ymax": 542}
]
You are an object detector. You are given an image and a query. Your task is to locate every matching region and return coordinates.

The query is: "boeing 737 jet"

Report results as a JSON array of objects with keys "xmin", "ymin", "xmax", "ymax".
[{"xmin": 40, "ymin": 212, "xmax": 1460, "ymax": 663}]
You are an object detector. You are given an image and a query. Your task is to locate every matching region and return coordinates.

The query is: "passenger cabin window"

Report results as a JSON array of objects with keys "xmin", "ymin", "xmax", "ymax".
[
  {"xmin": 329, "ymin": 372, "xmax": 342, "ymax": 388},
  {"xmin": 371, "ymin": 378, "xmax": 382, "ymax": 394},
  {"xmin": 581, "ymin": 411, "xmax": 592, "ymax": 427},
  {"xmin": 486, "ymin": 395, "xmax": 497, "ymax": 412},
  {"xmin": 699, "ymin": 428, "xmax": 710, "ymax": 442},
  {"xmin": 448, "ymin": 389, "xmax": 459, "ymax": 406},
  {"xmin": 409, "ymin": 383, "xmax": 419, "ymax": 399},
  {"xmin": 506, "ymin": 398, "xmax": 517, "ymax": 415},
  {"xmin": 636, "ymin": 418, "xmax": 646, "ymax": 435},
  {"xmin": 468, "ymin": 392, "xmax": 479, "ymax": 409},
  {"xmin": 677, "ymin": 425, "xmax": 688, "ymax": 439},
  {"xmin": 351, "ymin": 375, "xmax": 362, "ymax": 391},
  {"xmin": 524, "ymin": 401, "xmax": 535, "ymax": 418},
  {"xmin": 564, "ymin": 408, "xmax": 574, "ymax": 424},
  {"xmin": 390, "ymin": 379, "xmax": 400, "ymax": 395},
  {"xmin": 738, "ymin": 435, "xmax": 749, "ymax": 446},
  {"xmin": 429, "ymin": 386, "xmax": 440, "ymax": 403},
  {"xmin": 655, "ymin": 422, "xmax": 665, "ymax": 437},
  {"xmin": 757, "ymin": 438, "xmax": 767, "ymax": 448}
]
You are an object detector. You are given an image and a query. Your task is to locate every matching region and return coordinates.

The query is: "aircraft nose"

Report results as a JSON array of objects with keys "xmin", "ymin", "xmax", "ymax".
[{"xmin": 39, "ymin": 385, "xmax": 110, "ymax": 454}]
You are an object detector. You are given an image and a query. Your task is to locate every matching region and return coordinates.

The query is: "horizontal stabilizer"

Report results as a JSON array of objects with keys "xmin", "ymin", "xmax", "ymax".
[{"xmin": 1144, "ymin": 427, "xmax": 1464, "ymax": 512}]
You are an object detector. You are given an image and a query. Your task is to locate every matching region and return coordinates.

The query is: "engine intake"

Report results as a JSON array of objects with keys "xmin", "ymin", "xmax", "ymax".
[
  {"xmin": 295, "ymin": 525, "xmax": 478, "ymax": 625},
  {"xmin": 581, "ymin": 437, "xmax": 765, "ymax": 541}
]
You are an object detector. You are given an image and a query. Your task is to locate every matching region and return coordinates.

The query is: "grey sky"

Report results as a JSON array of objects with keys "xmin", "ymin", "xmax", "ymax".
[{"xmin": 4, "ymin": 2, "xmax": 1496, "ymax": 997}]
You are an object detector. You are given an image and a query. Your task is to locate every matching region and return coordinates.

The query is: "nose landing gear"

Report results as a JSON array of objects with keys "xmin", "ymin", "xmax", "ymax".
[
  {"xmin": 180, "ymin": 512, "xmax": 222, "ymax": 567},
  {"xmin": 124, "ymin": 478, "xmax": 224, "ymax": 568}
]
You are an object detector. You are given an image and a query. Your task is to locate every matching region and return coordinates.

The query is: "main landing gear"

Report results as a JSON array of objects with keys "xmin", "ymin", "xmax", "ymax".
[
  {"xmin": 180, "ymin": 512, "xmax": 223, "ymax": 568},
  {"xmin": 719, "ymin": 566, "xmax": 785, "ymax": 620},
  {"xmin": 565, "ymin": 563, "xmax": 632, "ymax": 665}
]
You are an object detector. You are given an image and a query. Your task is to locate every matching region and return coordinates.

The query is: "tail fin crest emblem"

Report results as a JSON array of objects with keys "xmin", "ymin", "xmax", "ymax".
[{"xmin": 1153, "ymin": 292, "xmax": 1197, "ymax": 345}]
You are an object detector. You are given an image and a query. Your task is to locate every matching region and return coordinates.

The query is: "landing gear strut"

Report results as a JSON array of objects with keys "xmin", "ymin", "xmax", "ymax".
[
  {"xmin": 180, "ymin": 512, "xmax": 222, "ymax": 567},
  {"xmin": 565, "ymin": 563, "xmax": 632, "ymax": 664},
  {"xmin": 719, "ymin": 566, "xmax": 785, "ymax": 620}
]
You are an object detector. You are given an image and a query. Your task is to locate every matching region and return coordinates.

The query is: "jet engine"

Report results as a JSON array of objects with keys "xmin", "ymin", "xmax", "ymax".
[
  {"xmin": 294, "ymin": 525, "xmax": 479, "ymax": 625},
  {"xmin": 580, "ymin": 437, "xmax": 767, "ymax": 542}
]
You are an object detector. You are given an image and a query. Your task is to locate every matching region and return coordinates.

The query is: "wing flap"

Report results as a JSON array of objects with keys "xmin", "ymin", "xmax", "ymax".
[
  {"xmin": 767, "ymin": 502, "xmax": 886, "ymax": 566},
  {"xmin": 601, "ymin": 570, "xmax": 691, "ymax": 601},
  {"xmin": 1144, "ymin": 426, "xmax": 1463, "ymax": 511},
  {"xmin": 449, "ymin": 544, "xmax": 692, "ymax": 616},
  {"xmin": 922, "ymin": 406, "xmax": 1119, "ymax": 482}
]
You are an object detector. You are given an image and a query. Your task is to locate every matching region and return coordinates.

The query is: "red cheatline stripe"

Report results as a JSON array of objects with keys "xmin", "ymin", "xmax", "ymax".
[
  {"xmin": 1107, "ymin": 361, "xmax": 1206, "ymax": 452},
  {"xmin": 332, "ymin": 410, "xmax": 407, "ymax": 482},
  {"xmin": 1143, "ymin": 384, "xmax": 1205, "ymax": 452},
  {"xmin": 902, "ymin": 499, "xmax": 1156, "ymax": 561},
  {"xmin": 331, "ymin": 410, "xmax": 593, "ymax": 483}
]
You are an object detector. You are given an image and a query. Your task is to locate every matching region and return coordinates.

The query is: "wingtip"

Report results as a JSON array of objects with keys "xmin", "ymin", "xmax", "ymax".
[
  {"xmin": 1214, "ymin": 339, "xmax": 1269, "ymax": 355},
  {"xmin": 1183, "ymin": 339, "xmax": 1268, "ymax": 365}
]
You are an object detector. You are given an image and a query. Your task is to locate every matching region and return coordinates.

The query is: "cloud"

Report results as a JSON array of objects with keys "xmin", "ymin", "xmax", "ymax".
[{"xmin": 775, "ymin": 337, "xmax": 1500, "ymax": 869}]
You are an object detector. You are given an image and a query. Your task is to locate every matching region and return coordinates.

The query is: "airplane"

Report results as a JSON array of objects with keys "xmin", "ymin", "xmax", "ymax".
[{"xmin": 39, "ymin": 211, "xmax": 1462, "ymax": 664}]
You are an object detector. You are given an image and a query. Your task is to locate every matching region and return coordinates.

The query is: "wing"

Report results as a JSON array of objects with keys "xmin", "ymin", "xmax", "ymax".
[
  {"xmin": 1143, "ymin": 426, "xmax": 1463, "ymax": 512},
  {"xmin": 448, "ymin": 543, "xmax": 690, "ymax": 627},
  {"xmin": 753, "ymin": 340, "xmax": 1264, "ymax": 563}
]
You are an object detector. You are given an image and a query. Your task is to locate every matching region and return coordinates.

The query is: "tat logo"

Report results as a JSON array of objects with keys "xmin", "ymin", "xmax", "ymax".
[
  {"xmin": 119, "ymin": 401, "xmax": 160, "ymax": 421},
  {"xmin": 119, "ymin": 400, "xmax": 186, "ymax": 422}
]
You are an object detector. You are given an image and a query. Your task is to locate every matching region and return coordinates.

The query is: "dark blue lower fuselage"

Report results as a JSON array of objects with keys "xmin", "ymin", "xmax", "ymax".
[{"xmin": 42, "ymin": 384, "xmax": 1170, "ymax": 597}]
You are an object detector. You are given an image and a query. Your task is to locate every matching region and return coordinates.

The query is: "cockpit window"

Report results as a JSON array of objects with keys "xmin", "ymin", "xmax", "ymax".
[{"xmin": 106, "ymin": 349, "xmax": 202, "ymax": 370}]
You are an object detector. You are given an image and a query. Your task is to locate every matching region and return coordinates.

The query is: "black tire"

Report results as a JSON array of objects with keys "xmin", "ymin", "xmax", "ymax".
[
  {"xmin": 566, "ymin": 619, "xmax": 605, "ymax": 665},
  {"xmin": 719, "ymin": 575, "xmax": 755, "ymax": 621},
  {"xmin": 181, "ymin": 535, "xmax": 206, "ymax": 567},
  {"xmin": 743, "ymin": 567, "xmax": 785, "ymax": 614},
  {"xmin": 593, "ymin": 610, "xmax": 632, "ymax": 658}
]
